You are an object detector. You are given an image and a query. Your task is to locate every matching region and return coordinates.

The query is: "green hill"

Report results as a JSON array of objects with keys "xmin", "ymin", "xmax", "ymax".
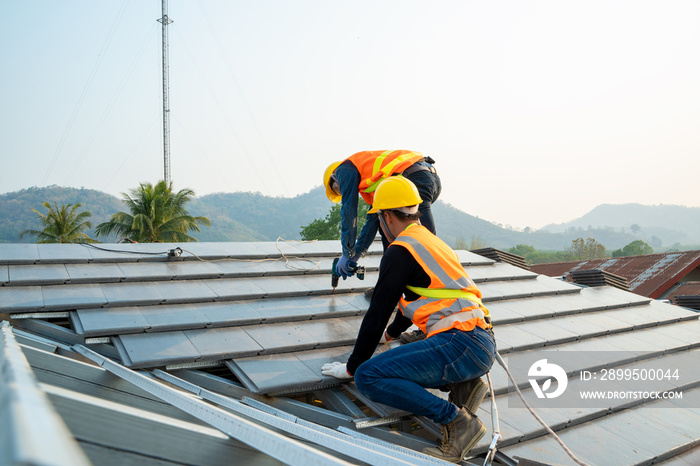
[{"xmin": 2, "ymin": 185, "xmax": 697, "ymax": 252}]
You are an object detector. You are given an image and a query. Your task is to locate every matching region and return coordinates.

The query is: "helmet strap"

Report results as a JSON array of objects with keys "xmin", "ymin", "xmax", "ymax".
[{"xmin": 378, "ymin": 211, "xmax": 396, "ymax": 243}]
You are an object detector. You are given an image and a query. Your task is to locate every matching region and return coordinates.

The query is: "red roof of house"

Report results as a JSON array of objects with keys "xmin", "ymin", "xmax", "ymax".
[
  {"xmin": 530, "ymin": 251, "xmax": 700, "ymax": 299},
  {"xmin": 668, "ymin": 281, "xmax": 700, "ymax": 299}
]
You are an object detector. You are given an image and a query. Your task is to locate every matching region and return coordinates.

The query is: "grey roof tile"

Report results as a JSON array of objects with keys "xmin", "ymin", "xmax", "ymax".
[
  {"xmin": 252, "ymin": 275, "xmax": 314, "ymax": 298},
  {"xmin": 36, "ymin": 243, "xmax": 93, "ymax": 263},
  {"xmin": 455, "ymin": 250, "xmax": 495, "ymax": 265},
  {"xmin": 184, "ymin": 327, "xmax": 263, "ymax": 360},
  {"xmin": 244, "ymin": 321, "xmax": 323, "ymax": 354},
  {"xmin": 178, "ymin": 242, "xmax": 268, "ymax": 259},
  {"xmin": 42, "ymin": 283, "xmax": 108, "ymax": 310},
  {"xmin": 0, "ymin": 264, "xmax": 8, "ymax": 285},
  {"xmin": 84, "ymin": 243, "xmax": 176, "ymax": 262},
  {"xmin": 8, "ymin": 264, "xmax": 70, "ymax": 286},
  {"xmin": 465, "ymin": 261, "xmax": 537, "ymax": 282},
  {"xmin": 165, "ymin": 260, "xmax": 222, "ymax": 279},
  {"xmin": 117, "ymin": 262, "xmax": 175, "ymax": 281},
  {"xmin": 155, "ymin": 280, "xmax": 219, "ymax": 304},
  {"xmin": 142, "ymin": 303, "xmax": 209, "ymax": 331},
  {"xmin": 0, "ymin": 243, "xmax": 40, "ymax": 264},
  {"xmin": 212, "ymin": 259, "xmax": 269, "ymax": 277},
  {"xmin": 73, "ymin": 307, "xmax": 150, "ymax": 336},
  {"xmin": 227, "ymin": 353, "xmax": 322, "ymax": 394},
  {"xmin": 295, "ymin": 317, "xmax": 360, "ymax": 349},
  {"xmin": 101, "ymin": 281, "xmax": 166, "ymax": 306},
  {"xmin": 194, "ymin": 300, "xmax": 264, "ymax": 327},
  {"xmin": 65, "ymin": 263, "xmax": 125, "ymax": 283},
  {"xmin": 200, "ymin": 278, "xmax": 267, "ymax": 300},
  {"xmin": 115, "ymin": 331, "xmax": 201, "ymax": 367},
  {"xmin": 248, "ymin": 295, "xmax": 364, "ymax": 323}
]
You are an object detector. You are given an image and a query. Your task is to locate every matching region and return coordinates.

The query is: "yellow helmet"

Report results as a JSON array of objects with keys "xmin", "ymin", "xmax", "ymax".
[
  {"xmin": 368, "ymin": 176, "xmax": 422, "ymax": 214},
  {"xmin": 323, "ymin": 161, "xmax": 342, "ymax": 203}
]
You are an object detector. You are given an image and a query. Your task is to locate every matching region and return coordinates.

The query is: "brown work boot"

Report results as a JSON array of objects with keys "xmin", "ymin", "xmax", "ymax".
[
  {"xmin": 423, "ymin": 408, "xmax": 486, "ymax": 463},
  {"xmin": 446, "ymin": 377, "xmax": 488, "ymax": 415},
  {"xmin": 399, "ymin": 329, "xmax": 426, "ymax": 344}
]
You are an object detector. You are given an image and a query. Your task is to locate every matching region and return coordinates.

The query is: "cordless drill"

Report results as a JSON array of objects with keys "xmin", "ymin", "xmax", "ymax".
[{"xmin": 331, "ymin": 257, "xmax": 365, "ymax": 291}]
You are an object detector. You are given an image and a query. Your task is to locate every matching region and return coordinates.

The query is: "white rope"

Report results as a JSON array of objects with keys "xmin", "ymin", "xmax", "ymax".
[
  {"xmin": 179, "ymin": 237, "xmax": 323, "ymax": 272},
  {"xmin": 495, "ymin": 352, "xmax": 591, "ymax": 466}
]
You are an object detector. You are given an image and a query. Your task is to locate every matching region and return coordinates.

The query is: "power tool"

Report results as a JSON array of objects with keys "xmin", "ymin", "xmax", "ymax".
[{"xmin": 331, "ymin": 257, "xmax": 365, "ymax": 292}]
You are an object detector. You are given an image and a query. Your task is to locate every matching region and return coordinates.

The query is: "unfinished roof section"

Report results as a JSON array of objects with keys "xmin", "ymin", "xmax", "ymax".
[
  {"xmin": 530, "ymin": 250, "xmax": 700, "ymax": 299},
  {"xmin": 1, "ymin": 240, "xmax": 699, "ymax": 465}
]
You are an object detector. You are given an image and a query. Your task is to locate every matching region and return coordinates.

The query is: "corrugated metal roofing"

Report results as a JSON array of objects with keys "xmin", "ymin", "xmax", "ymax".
[
  {"xmin": 530, "ymin": 250, "xmax": 700, "ymax": 299},
  {"xmin": 1, "ymin": 241, "xmax": 699, "ymax": 465}
]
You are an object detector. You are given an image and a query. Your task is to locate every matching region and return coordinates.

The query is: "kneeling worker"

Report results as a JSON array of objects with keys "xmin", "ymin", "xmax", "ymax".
[{"xmin": 321, "ymin": 176, "xmax": 495, "ymax": 463}]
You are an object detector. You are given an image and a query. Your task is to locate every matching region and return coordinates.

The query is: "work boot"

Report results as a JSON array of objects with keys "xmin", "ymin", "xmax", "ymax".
[
  {"xmin": 399, "ymin": 329, "xmax": 426, "ymax": 344},
  {"xmin": 423, "ymin": 408, "xmax": 486, "ymax": 463},
  {"xmin": 446, "ymin": 377, "xmax": 488, "ymax": 415},
  {"xmin": 364, "ymin": 287, "xmax": 374, "ymax": 300}
]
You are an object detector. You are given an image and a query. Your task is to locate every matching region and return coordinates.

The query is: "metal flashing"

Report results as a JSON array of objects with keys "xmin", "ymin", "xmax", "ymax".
[{"xmin": 0, "ymin": 323, "xmax": 91, "ymax": 465}]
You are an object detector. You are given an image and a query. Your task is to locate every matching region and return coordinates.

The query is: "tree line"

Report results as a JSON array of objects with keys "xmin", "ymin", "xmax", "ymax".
[
  {"xmin": 20, "ymin": 181, "xmax": 210, "ymax": 244},
  {"xmin": 298, "ymin": 204, "xmax": 656, "ymax": 265},
  {"xmin": 20, "ymin": 184, "xmax": 658, "ymax": 264}
]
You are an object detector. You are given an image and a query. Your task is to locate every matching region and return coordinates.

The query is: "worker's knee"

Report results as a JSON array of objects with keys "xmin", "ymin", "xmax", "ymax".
[{"xmin": 353, "ymin": 362, "xmax": 380, "ymax": 395}]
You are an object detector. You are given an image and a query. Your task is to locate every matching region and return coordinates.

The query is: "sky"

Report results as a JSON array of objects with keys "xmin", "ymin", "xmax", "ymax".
[{"xmin": 1, "ymin": 1, "xmax": 699, "ymax": 230}]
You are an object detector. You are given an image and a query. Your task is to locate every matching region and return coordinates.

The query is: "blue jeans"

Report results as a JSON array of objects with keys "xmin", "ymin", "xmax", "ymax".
[{"xmin": 354, "ymin": 327, "xmax": 495, "ymax": 425}]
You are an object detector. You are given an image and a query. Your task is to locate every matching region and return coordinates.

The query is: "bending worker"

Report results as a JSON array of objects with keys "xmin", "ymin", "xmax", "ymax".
[
  {"xmin": 322, "ymin": 150, "xmax": 441, "ymax": 281},
  {"xmin": 321, "ymin": 177, "xmax": 495, "ymax": 463}
]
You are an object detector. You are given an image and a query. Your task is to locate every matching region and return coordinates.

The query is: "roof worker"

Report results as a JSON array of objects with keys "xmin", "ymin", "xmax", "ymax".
[
  {"xmin": 323, "ymin": 150, "xmax": 441, "ymax": 297},
  {"xmin": 321, "ymin": 177, "xmax": 494, "ymax": 463}
]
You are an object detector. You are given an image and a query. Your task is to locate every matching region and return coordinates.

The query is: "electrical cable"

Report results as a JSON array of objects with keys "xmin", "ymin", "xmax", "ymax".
[
  {"xmin": 197, "ymin": 1, "xmax": 290, "ymax": 195},
  {"xmin": 170, "ymin": 25, "xmax": 270, "ymax": 194},
  {"xmin": 66, "ymin": 20, "xmax": 159, "ymax": 185},
  {"xmin": 179, "ymin": 237, "xmax": 322, "ymax": 272},
  {"xmin": 79, "ymin": 237, "xmax": 323, "ymax": 272},
  {"xmin": 42, "ymin": 0, "xmax": 131, "ymax": 187},
  {"xmin": 494, "ymin": 352, "xmax": 591, "ymax": 466}
]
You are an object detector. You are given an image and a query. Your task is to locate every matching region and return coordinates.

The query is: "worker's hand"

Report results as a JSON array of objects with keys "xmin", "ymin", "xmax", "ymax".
[
  {"xmin": 379, "ymin": 330, "xmax": 393, "ymax": 344},
  {"xmin": 321, "ymin": 362, "xmax": 352, "ymax": 379},
  {"xmin": 336, "ymin": 255, "xmax": 357, "ymax": 279}
]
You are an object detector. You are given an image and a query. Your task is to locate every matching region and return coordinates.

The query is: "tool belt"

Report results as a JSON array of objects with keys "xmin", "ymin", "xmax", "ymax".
[{"xmin": 402, "ymin": 156, "xmax": 437, "ymax": 177}]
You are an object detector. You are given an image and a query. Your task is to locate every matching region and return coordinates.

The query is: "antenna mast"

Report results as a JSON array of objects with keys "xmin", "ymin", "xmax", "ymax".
[{"xmin": 157, "ymin": 0, "xmax": 173, "ymax": 185}]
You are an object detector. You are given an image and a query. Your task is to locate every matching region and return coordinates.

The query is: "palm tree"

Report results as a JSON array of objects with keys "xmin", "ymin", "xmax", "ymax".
[
  {"xmin": 95, "ymin": 181, "xmax": 210, "ymax": 242},
  {"xmin": 20, "ymin": 202, "xmax": 96, "ymax": 243}
]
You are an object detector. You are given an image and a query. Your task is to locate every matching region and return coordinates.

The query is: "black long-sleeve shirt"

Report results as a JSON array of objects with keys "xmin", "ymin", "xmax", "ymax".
[{"xmin": 346, "ymin": 242, "xmax": 432, "ymax": 375}]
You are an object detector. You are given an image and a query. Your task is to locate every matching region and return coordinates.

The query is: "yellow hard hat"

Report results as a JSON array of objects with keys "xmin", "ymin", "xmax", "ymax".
[
  {"xmin": 368, "ymin": 176, "xmax": 422, "ymax": 214},
  {"xmin": 323, "ymin": 161, "xmax": 342, "ymax": 203}
]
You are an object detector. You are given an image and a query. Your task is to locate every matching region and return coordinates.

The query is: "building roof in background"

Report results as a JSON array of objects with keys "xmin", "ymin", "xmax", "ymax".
[
  {"xmin": 530, "ymin": 250, "xmax": 700, "ymax": 299},
  {"xmin": 1, "ymin": 241, "xmax": 699, "ymax": 465}
]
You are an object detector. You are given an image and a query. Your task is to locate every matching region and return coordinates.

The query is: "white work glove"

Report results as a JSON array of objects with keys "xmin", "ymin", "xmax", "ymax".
[
  {"xmin": 379, "ymin": 330, "xmax": 393, "ymax": 344},
  {"xmin": 321, "ymin": 362, "xmax": 353, "ymax": 379}
]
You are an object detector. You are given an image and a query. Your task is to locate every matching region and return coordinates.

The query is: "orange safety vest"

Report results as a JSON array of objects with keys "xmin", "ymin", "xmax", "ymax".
[
  {"xmin": 394, "ymin": 224, "xmax": 490, "ymax": 337},
  {"xmin": 346, "ymin": 150, "xmax": 425, "ymax": 205}
]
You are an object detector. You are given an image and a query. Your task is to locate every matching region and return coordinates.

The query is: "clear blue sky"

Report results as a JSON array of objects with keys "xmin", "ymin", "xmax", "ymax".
[{"xmin": 2, "ymin": 1, "xmax": 699, "ymax": 230}]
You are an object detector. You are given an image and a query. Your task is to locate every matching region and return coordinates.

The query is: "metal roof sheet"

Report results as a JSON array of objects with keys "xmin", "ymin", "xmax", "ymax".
[
  {"xmin": 531, "ymin": 250, "xmax": 700, "ymax": 299},
  {"xmin": 1, "ymin": 241, "xmax": 699, "ymax": 465}
]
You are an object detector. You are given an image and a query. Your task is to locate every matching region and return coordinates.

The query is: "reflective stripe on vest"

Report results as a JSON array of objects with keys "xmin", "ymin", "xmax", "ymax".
[
  {"xmin": 394, "ymin": 226, "xmax": 488, "ymax": 336},
  {"xmin": 346, "ymin": 151, "xmax": 425, "ymax": 203},
  {"xmin": 404, "ymin": 286, "xmax": 491, "ymax": 334}
]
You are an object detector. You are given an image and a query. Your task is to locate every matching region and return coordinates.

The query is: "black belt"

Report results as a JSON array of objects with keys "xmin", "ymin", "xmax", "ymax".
[{"xmin": 402, "ymin": 158, "xmax": 437, "ymax": 176}]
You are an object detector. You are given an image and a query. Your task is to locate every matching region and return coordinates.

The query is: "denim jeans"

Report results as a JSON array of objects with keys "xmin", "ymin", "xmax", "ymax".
[{"xmin": 354, "ymin": 327, "xmax": 495, "ymax": 425}]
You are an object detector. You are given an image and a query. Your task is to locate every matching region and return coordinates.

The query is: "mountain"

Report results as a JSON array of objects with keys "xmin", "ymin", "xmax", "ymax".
[
  {"xmin": 2, "ymin": 186, "xmax": 698, "ymax": 251},
  {"xmin": 188, "ymin": 189, "xmax": 334, "ymax": 242},
  {"xmin": 0, "ymin": 186, "xmax": 123, "ymax": 243},
  {"xmin": 540, "ymin": 203, "xmax": 700, "ymax": 249}
]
